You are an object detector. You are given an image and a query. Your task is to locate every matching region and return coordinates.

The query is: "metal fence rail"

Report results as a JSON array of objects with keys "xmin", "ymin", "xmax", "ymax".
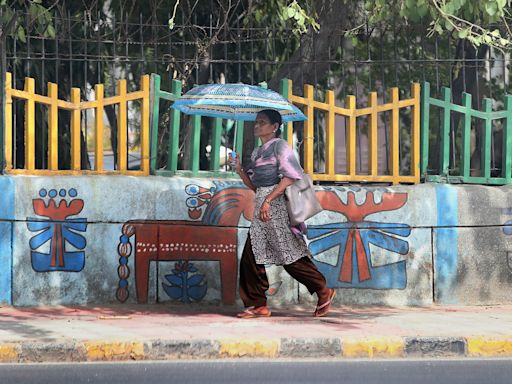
[
  {"xmin": 283, "ymin": 79, "xmax": 421, "ymax": 184},
  {"xmin": 5, "ymin": 72, "xmax": 150, "ymax": 175},
  {"xmin": 149, "ymin": 74, "xmax": 420, "ymax": 184},
  {"xmin": 421, "ymin": 81, "xmax": 512, "ymax": 185}
]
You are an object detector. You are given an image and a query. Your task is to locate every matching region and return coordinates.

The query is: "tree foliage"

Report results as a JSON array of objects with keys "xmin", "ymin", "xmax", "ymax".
[{"xmin": 357, "ymin": 0, "xmax": 512, "ymax": 50}]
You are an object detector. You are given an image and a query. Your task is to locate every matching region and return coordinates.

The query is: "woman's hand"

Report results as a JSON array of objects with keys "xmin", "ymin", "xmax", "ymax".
[
  {"xmin": 230, "ymin": 153, "xmax": 242, "ymax": 174},
  {"xmin": 259, "ymin": 200, "xmax": 271, "ymax": 222}
]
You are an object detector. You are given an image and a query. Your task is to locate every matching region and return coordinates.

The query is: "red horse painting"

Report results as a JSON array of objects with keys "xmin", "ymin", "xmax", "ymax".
[{"xmin": 117, "ymin": 182, "xmax": 254, "ymax": 304}]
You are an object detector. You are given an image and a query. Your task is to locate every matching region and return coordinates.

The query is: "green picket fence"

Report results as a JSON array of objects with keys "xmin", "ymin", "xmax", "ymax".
[
  {"xmin": 421, "ymin": 82, "xmax": 512, "ymax": 185},
  {"xmin": 150, "ymin": 73, "xmax": 246, "ymax": 177}
]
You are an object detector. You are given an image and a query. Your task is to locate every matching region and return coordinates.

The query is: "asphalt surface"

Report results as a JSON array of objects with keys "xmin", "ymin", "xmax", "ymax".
[{"xmin": 1, "ymin": 359, "xmax": 511, "ymax": 384}]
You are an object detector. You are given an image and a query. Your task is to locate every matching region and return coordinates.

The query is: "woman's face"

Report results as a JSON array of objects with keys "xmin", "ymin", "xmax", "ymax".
[{"xmin": 254, "ymin": 112, "xmax": 277, "ymax": 139}]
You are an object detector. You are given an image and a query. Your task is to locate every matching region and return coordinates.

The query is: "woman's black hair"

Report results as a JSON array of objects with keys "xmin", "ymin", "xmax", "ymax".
[{"xmin": 258, "ymin": 109, "xmax": 282, "ymax": 137}]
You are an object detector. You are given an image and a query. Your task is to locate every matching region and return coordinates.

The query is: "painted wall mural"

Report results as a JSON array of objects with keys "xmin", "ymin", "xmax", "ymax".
[
  {"xmin": 116, "ymin": 181, "xmax": 254, "ymax": 304},
  {"xmin": 503, "ymin": 208, "xmax": 512, "ymax": 272},
  {"xmin": 162, "ymin": 261, "xmax": 208, "ymax": 303},
  {"xmin": 27, "ymin": 188, "xmax": 88, "ymax": 272},
  {"xmin": 308, "ymin": 189, "xmax": 410, "ymax": 289}
]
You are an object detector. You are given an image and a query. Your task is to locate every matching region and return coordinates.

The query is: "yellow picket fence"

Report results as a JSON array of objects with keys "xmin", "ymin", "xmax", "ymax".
[
  {"xmin": 282, "ymin": 79, "xmax": 421, "ymax": 184},
  {"xmin": 4, "ymin": 72, "xmax": 150, "ymax": 175}
]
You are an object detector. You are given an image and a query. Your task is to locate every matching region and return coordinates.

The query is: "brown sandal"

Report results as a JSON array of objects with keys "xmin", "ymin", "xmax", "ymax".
[
  {"xmin": 237, "ymin": 306, "xmax": 272, "ymax": 319},
  {"xmin": 314, "ymin": 289, "xmax": 336, "ymax": 317}
]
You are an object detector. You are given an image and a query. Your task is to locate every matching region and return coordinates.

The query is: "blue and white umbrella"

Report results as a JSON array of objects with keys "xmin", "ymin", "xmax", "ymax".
[{"xmin": 171, "ymin": 83, "xmax": 306, "ymax": 122}]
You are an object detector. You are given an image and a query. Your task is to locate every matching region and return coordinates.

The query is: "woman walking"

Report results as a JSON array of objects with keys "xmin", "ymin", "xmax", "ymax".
[{"xmin": 231, "ymin": 109, "xmax": 335, "ymax": 319}]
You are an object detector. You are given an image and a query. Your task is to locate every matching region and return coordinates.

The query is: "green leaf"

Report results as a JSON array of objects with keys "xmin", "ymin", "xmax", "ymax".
[
  {"xmin": 417, "ymin": 5, "xmax": 429, "ymax": 17},
  {"xmin": 406, "ymin": 0, "xmax": 415, "ymax": 8},
  {"xmin": 458, "ymin": 28, "xmax": 469, "ymax": 38},
  {"xmin": 46, "ymin": 24, "xmax": 55, "ymax": 38},
  {"xmin": 500, "ymin": 38, "xmax": 509, "ymax": 46},
  {"xmin": 491, "ymin": 29, "xmax": 501, "ymax": 37},
  {"xmin": 287, "ymin": 7, "xmax": 296, "ymax": 18},
  {"xmin": 442, "ymin": 2, "xmax": 454, "ymax": 14},
  {"xmin": 485, "ymin": 2, "xmax": 497, "ymax": 16},
  {"xmin": 17, "ymin": 26, "xmax": 26, "ymax": 43}
]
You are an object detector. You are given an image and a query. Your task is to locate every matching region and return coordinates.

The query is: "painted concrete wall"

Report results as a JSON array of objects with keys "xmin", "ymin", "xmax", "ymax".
[{"xmin": 0, "ymin": 175, "xmax": 511, "ymax": 307}]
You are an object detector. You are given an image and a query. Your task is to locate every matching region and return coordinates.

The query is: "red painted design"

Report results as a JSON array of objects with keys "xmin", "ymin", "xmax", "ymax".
[
  {"xmin": 119, "ymin": 185, "xmax": 254, "ymax": 304},
  {"xmin": 33, "ymin": 198, "xmax": 84, "ymax": 268},
  {"xmin": 315, "ymin": 190, "xmax": 408, "ymax": 283},
  {"xmin": 316, "ymin": 191, "xmax": 407, "ymax": 222}
]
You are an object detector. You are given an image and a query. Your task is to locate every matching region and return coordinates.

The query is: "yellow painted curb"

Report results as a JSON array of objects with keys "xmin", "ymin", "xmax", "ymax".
[
  {"xmin": 219, "ymin": 339, "xmax": 279, "ymax": 358},
  {"xmin": 343, "ymin": 338, "xmax": 404, "ymax": 358},
  {"xmin": 83, "ymin": 341, "xmax": 145, "ymax": 361},
  {"xmin": 467, "ymin": 337, "xmax": 512, "ymax": 357},
  {"xmin": 0, "ymin": 344, "xmax": 18, "ymax": 362}
]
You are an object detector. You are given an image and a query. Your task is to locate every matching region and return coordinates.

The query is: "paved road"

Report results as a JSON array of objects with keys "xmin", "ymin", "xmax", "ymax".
[{"xmin": 0, "ymin": 359, "xmax": 511, "ymax": 384}]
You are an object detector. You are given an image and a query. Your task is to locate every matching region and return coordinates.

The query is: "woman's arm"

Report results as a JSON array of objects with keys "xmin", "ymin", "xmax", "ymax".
[
  {"xmin": 232, "ymin": 154, "xmax": 256, "ymax": 192},
  {"xmin": 259, "ymin": 176, "xmax": 295, "ymax": 222}
]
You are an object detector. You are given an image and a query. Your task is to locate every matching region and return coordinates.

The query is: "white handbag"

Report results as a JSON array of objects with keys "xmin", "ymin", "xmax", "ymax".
[{"xmin": 285, "ymin": 173, "xmax": 323, "ymax": 226}]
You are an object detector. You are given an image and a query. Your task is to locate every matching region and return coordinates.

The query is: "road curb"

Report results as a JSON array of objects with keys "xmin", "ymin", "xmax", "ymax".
[{"xmin": 0, "ymin": 336, "xmax": 512, "ymax": 362}]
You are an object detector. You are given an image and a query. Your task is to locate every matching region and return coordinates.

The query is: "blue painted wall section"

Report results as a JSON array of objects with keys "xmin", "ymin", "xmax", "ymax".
[
  {"xmin": 0, "ymin": 177, "xmax": 15, "ymax": 304},
  {"xmin": 27, "ymin": 188, "xmax": 88, "ymax": 272},
  {"xmin": 308, "ymin": 189, "xmax": 411, "ymax": 289},
  {"xmin": 434, "ymin": 185, "xmax": 459, "ymax": 304}
]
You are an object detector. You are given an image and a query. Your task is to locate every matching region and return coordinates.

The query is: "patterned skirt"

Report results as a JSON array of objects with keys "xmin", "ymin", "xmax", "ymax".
[{"xmin": 250, "ymin": 185, "xmax": 312, "ymax": 265}]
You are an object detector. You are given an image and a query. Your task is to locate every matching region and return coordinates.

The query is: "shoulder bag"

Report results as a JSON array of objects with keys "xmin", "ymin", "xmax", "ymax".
[{"xmin": 284, "ymin": 172, "xmax": 323, "ymax": 226}]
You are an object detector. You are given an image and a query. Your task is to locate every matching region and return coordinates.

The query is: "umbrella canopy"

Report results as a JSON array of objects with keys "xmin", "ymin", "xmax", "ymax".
[{"xmin": 171, "ymin": 83, "xmax": 306, "ymax": 122}]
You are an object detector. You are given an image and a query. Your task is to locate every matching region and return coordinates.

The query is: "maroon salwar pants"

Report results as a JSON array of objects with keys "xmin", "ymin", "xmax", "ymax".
[{"xmin": 239, "ymin": 234, "xmax": 327, "ymax": 307}]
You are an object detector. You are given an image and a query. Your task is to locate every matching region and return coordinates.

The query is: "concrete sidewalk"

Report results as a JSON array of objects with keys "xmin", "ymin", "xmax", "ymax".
[{"xmin": 0, "ymin": 304, "xmax": 511, "ymax": 362}]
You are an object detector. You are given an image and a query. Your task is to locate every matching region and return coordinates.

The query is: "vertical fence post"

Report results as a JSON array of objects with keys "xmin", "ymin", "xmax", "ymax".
[
  {"xmin": 48, "ymin": 82, "xmax": 59, "ymax": 170},
  {"xmin": 482, "ymin": 98, "xmax": 492, "ymax": 180},
  {"xmin": 149, "ymin": 74, "xmax": 160, "ymax": 173},
  {"xmin": 167, "ymin": 79, "xmax": 181, "ymax": 173},
  {"xmin": 390, "ymin": 87, "xmax": 400, "ymax": 184},
  {"xmin": 368, "ymin": 91, "xmax": 378, "ymax": 177},
  {"xmin": 117, "ymin": 79, "xmax": 128, "ymax": 172},
  {"xmin": 304, "ymin": 84, "xmax": 314, "ymax": 175},
  {"xmin": 210, "ymin": 118, "xmax": 222, "ymax": 171},
  {"xmin": 461, "ymin": 92, "xmax": 472, "ymax": 180},
  {"xmin": 140, "ymin": 75, "xmax": 150, "ymax": 174},
  {"xmin": 411, "ymin": 83, "xmax": 421, "ymax": 182},
  {"xmin": 346, "ymin": 95, "xmax": 357, "ymax": 178},
  {"xmin": 325, "ymin": 89, "xmax": 335, "ymax": 177},
  {"xmin": 94, "ymin": 83, "xmax": 104, "ymax": 172},
  {"xmin": 4, "ymin": 72, "xmax": 12, "ymax": 171},
  {"xmin": 420, "ymin": 82, "xmax": 430, "ymax": 176},
  {"xmin": 190, "ymin": 115, "xmax": 201, "ymax": 175},
  {"xmin": 503, "ymin": 95, "xmax": 512, "ymax": 182},
  {"xmin": 70, "ymin": 88, "xmax": 81, "ymax": 171},
  {"xmin": 440, "ymin": 87, "xmax": 451, "ymax": 177},
  {"xmin": 24, "ymin": 77, "xmax": 36, "ymax": 170},
  {"xmin": 280, "ymin": 78, "xmax": 291, "ymax": 143}
]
